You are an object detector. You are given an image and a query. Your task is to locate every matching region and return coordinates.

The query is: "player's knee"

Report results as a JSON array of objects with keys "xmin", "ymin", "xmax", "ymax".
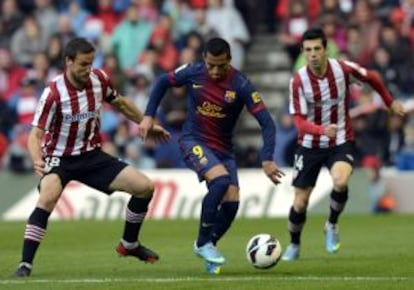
[
  {"xmin": 332, "ymin": 175, "xmax": 348, "ymax": 191},
  {"xmin": 293, "ymin": 193, "xmax": 310, "ymax": 212},
  {"xmin": 293, "ymin": 198, "xmax": 308, "ymax": 212},
  {"xmin": 207, "ymin": 175, "xmax": 231, "ymax": 195},
  {"xmin": 142, "ymin": 180, "xmax": 155, "ymax": 198},
  {"xmin": 37, "ymin": 175, "xmax": 62, "ymax": 211},
  {"xmin": 37, "ymin": 191, "xmax": 61, "ymax": 211}
]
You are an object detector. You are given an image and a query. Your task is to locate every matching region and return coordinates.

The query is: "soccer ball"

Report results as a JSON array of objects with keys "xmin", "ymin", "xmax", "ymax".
[{"xmin": 246, "ymin": 233, "xmax": 282, "ymax": 269}]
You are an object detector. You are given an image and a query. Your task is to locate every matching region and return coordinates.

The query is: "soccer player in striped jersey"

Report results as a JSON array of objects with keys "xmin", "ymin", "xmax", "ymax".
[
  {"xmin": 138, "ymin": 38, "xmax": 284, "ymax": 274},
  {"xmin": 14, "ymin": 38, "xmax": 170, "ymax": 277},
  {"xmin": 282, "ymin": 28, "xmax": 405, "ymax": 261}
]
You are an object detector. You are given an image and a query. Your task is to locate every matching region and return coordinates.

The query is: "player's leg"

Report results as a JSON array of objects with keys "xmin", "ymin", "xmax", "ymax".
[
  {"xmin": 195, "ymin": 164, "xmax": 230, "ymax": 263},
  {"xmin": 325, "ymin": 143, "xmax": 354, "ymax": 253},
  {"xmin": 108, "ymin": 166, "xmax": 158, "ymax": 263},
  {"xmin": 192, "ymin": 164, "xmax": 230, "ymax": 274},
  {"xmin": 282, "ymin": 146, "xmax": 323, "ymax": 261},
  {"xmin": 211, "ymin": 157, "xmax": 240, "ymax": 246},
  {"xmin": 282, "ymin": 186, "xmax": 312, "ymax": 261},
  {"xmin": 211, "ymin": 185, "xmax": 239, "ymax": 246},
  {"xmin": 15, "ymin": 173, "xmax": 64, "ymax": 277},
  {"xmin": 179, "ymin": 140, "xmax": 229, "ymax": 272},
  {"xmin": 78, "ymin": 151, "xmax": 158, "ymax": 263}
]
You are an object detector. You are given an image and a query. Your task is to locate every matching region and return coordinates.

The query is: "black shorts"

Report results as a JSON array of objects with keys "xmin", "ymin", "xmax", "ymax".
[
  {"xmin": 42, "ymin": 149, "xmax": 128, "ymax": 194},
  {"xmin": 292, "ymin": 142, "xmax": 355, "ymax": 188}
]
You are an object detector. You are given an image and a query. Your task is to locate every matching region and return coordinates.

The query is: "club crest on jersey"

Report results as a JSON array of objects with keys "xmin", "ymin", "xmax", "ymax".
[
  {"xmin": 224, "ymin": 90, "xmax": 236, "ymax": 103},
  {"xmin": 251, "ymin": 91, "xmax": 261, "ymax": 104}
]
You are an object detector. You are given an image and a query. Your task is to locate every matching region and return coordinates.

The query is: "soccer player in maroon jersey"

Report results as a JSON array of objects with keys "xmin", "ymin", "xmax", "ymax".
[
  {"xmin": 138, "ymin": 38, "xmax": 284, "ymax": 274},
  {"xmin": 14, "ymin": 38, "xmax": 170, "ymax": 277},
  {"xmin": 282, "ymin": 28, "xmax": 405, "ymax": 261}
]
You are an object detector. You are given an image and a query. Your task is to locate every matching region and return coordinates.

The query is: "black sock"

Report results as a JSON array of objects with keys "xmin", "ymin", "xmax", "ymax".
[
  {"xmin": 21, "ymin": 207, "xmax": 51, "ymax": 265},
  {"xmin": 122, "ymin": 196, "xmax": 151, "ymax": 243},
  {"xmin": 211, "ymin": 201, "xmax": 239, "ymax": 245},
  {"xmin": 328, "ymin": 187, "xmax": 348, "ymax": 224},
  {"xmin": 287, "ymin": 206, "xmax": 306, "ymax": 245}
]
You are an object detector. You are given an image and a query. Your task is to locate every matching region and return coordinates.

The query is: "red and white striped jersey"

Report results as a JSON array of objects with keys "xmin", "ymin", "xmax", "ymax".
[
  {"xmin": 32, "ymin": 69, "xmax": 118, "ymax": 157},
  {"xmin": 289, "ymin": 58, "xmax": 373, "ymax": 149}
]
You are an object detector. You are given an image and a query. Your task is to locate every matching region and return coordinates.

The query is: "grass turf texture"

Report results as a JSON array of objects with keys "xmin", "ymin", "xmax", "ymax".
[{"xmin": 0, "ymin": 215, "xmax": 413, "ymax": 290}]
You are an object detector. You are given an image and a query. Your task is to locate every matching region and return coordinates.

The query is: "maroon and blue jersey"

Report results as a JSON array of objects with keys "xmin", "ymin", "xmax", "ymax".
[{"xmin": 145, "ymin": 61, "xmax": 276, "ymax": 160}]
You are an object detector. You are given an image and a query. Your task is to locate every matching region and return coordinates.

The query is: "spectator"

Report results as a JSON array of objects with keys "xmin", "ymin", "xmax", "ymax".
[
  {"xmin": 369, "ymin": 46, "xmax": 400, "ymax": 97},
  {"xmin": 0, "ymin": 18, "xmax": 10, "ymax": 49},
  {"xmin": 111, "ymin": 5, "xmax": 154, "ymax": 71},
  {"xmin": 192, "ymin": 8, "xmax": 219, "ymax": 43},
  {"xmin": 1, "ymin": 0, "xmax": 24, "ymax": 37},
  {"xmin": 344, "ymin": 24, "xmax": 372, "ymax": 65},
  {"xmin": 33, "ymin": 0, "xmax": 59, "ymax": 38},
  {"xmin": 45, "ymin": 34, "xmax": 64, "ymax": 71},
  {"xmin": 361, "ymin": 155, "xmax": 396, "ymax": 213},
  {"xmin": 55, "ymin": 14, "xmax": 77, "ymax": 47},
  {"xmin": 183, "ymin": 31, "xmax": 205, "ymax": 61},
  {"xmin": 102, "ymin": 53, "xmax": 128, "ymax": 94},
  {"xmin": 206, "ymin": 0, "xmax": 250, "ymax": 69},
  {"xmin": 7, "ymin": 77, "xmax": 39, "ymax": 131},
  {"xmin": 10, "ymin": 15, "xmax": 48, "ymax": 67},
  {"xmin": 66, "ymin": 0, "xmax": 90, "ymax": 36},
  {"xmin": 349, "ymin": 0, "xmax": 382, "ymax": 64},
  {"xmin": 0, "ymin": 48, "xmax": 27, "ymax": 101},
  {"xmin": 137, "ymin": 0, "xmax": 160, "ymax": 23},
  {"xmin": 278, "ymin": 0, "xmax": 311, "ymax": 64},
  {"xmin": 162, "ymin": 0, "xmax": 196, "ymax": 43},
  {"xmin": 149, "ymin": 14, "xmax": 179, "ymax": 72},
  {"xmin": 274, "ymin": 108, "xmax": 297, "ymax": 167}
]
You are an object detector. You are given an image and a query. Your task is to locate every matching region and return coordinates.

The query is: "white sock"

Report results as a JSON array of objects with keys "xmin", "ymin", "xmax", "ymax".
[{"xmin": 121, "ymin": 239, "xmax": 139, "ymax": 249}]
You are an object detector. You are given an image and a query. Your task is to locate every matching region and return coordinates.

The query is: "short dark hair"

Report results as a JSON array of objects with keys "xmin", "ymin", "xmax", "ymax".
[
  {"xmin": 64, "ymin": 37, "xmax": 95, "ymax": 60},
  {"xmin": 204, "ymin": 37, "xmax": 231, "ymax": 58},
  {"xmin": 301, "ymin": 28, "xmax": 327, "ymax": 48}
]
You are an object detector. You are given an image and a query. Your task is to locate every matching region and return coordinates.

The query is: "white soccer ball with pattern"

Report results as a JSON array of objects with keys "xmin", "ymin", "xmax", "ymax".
[{"xmin": 246, "ymin": 233, "xmax": 282, "ymax": 269}]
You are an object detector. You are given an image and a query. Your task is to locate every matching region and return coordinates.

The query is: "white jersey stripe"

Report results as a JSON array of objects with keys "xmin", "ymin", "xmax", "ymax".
[
  {"xmin": 289, "ymin": 59, "xmax": 355, "ymax": 148},
  {"xmin": 31, "ymin": 70, "xmax": 116, "ymax": 157}
]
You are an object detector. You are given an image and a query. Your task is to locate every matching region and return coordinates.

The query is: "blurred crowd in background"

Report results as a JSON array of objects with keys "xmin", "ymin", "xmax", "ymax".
[{"xmin": 0, "ymin": 0, "xmax": 413, "ymax": 175}]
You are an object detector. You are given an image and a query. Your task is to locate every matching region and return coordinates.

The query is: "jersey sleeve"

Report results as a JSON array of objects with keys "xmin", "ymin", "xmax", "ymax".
[
  {"xmin": 239, "ymin": 79, "xmax": 276, "ymax": 161},
  {"xmin": 32, "ymin": 85, "xmax": 57, "ymax": 130},
  {"xmin": 341, "ymin": 60, "xmax": 393, "ymax": 107},
  {"xmin": 288, "ymin": 75, "xmax": 307, "ymax": 116},
  {"xmin": 239, "ymin": 79, "xmax": 266, "ymax": 114},
  {"xmin": 93, "ymin": 69, "xmax": 119, "ymax": 103},
  {"xmin": 168, "ymin": 63, "xmax": 193, "ymax": 86}
]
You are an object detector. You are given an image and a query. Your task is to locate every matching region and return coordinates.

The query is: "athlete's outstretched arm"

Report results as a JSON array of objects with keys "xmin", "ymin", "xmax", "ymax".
[
  {"xmin": 344, "ymin": 61, "xmax": 405, "ymax": 117},
  {"xmin": 111, "ymin": 95, "xmax": 144, "ymax": 124},
  {"xmin": 138, "ymin": 73, "xmax": 172, "ymax": 139},
  {"xmin": 112, "ymin": 95, "xmax": 170, "ymax": 143},
  {"xmin": 254, "ymin": 109, "xmax": 285, "ymax": 184}
]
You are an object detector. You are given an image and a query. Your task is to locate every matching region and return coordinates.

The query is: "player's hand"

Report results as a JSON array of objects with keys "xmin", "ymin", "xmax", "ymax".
[
  {"xmin": 147, "ymin": 124, "xmax": 171, "ymax": 143},
  {"xmin": 390, "ymin": 100, "xmax": 405, "ymax": 117},
  {"xmin": 262, "ymin": 160, "xmax": 285, "ymax": 185},
  {"xmin": 137, "ymin": 116, "xmax": 154, "ymax": 141},
  {"xmin": 33, "ymin": 159, "xmax": 46, "ymax": 177},
  {"xmin": 323, "ymin": 124, "xmax": 337, "ymax": 138}
]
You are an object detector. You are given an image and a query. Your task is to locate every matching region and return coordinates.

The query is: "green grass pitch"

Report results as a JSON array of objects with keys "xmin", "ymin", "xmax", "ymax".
[{"xmin": 1, "ymin": 215, "xmax": 413, "ymax": 290}]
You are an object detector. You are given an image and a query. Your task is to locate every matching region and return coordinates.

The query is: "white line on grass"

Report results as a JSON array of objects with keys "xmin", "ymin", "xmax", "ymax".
[{"xmin": 0, "ymin": 276, "xmax": 411, "ymax": 284}]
